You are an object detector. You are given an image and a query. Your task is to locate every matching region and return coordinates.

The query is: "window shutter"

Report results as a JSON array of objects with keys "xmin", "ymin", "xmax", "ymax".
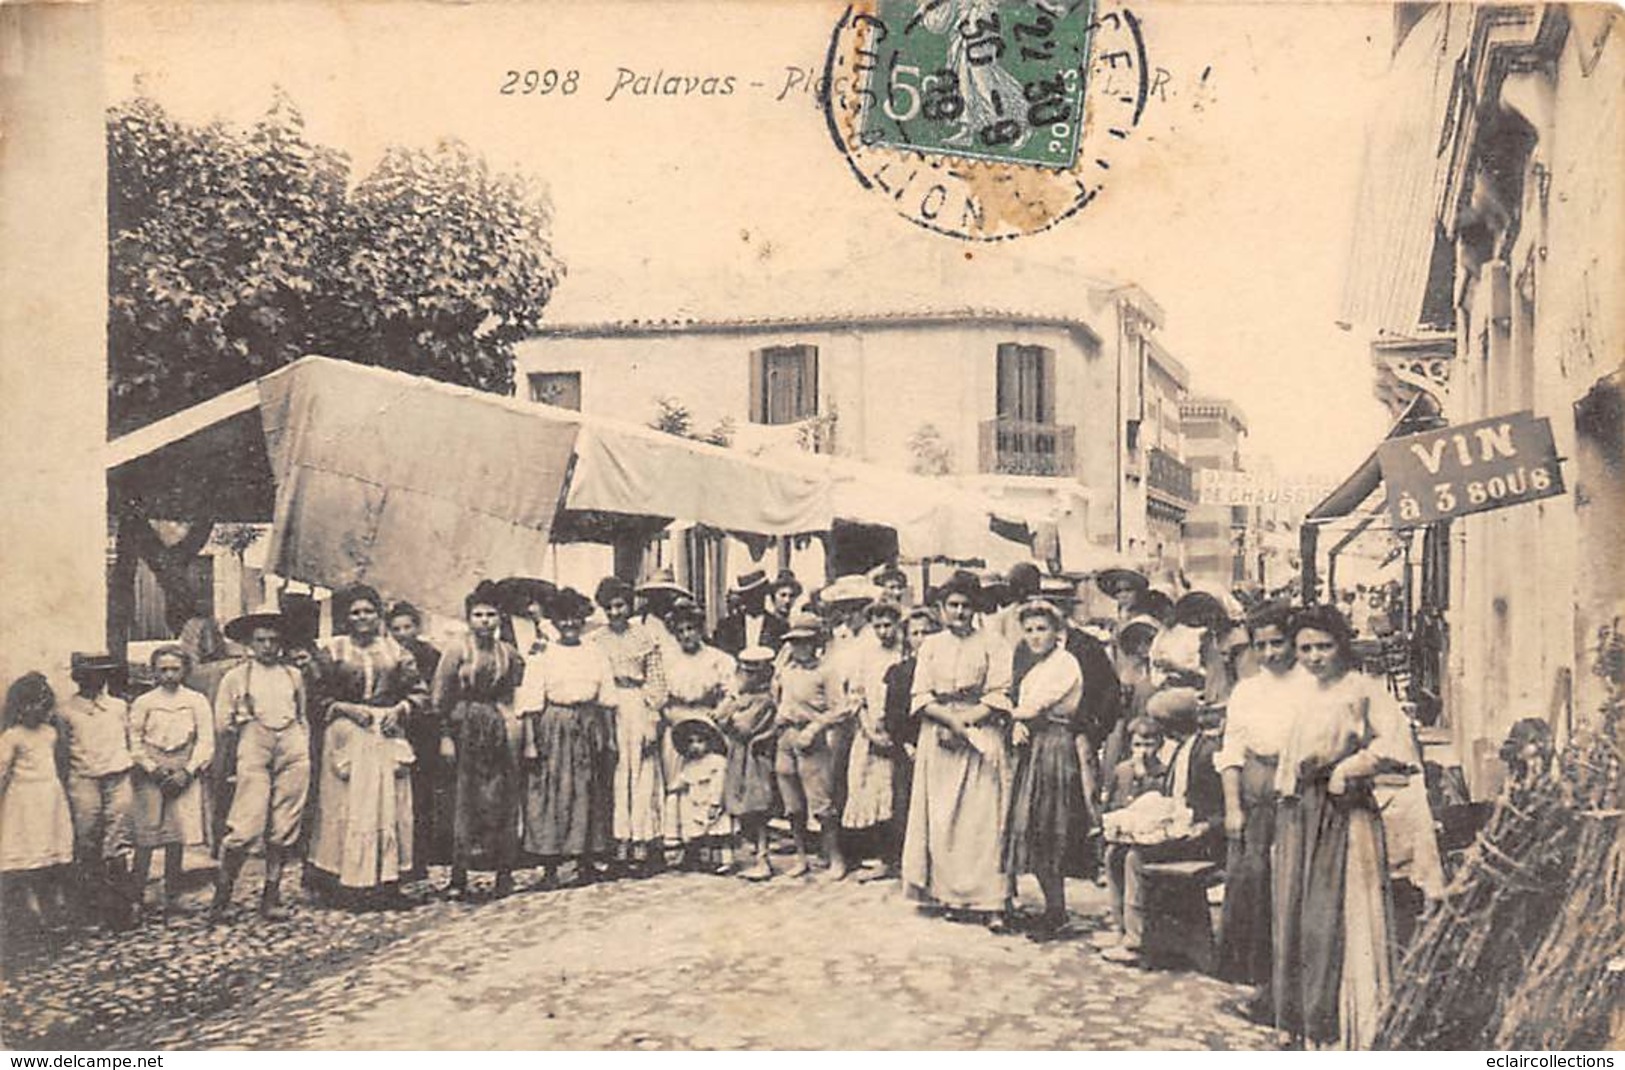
[
  {"xmin": 1039, "ymin": 346, "xmax": 1056, "ymax": 424},
  {"xmin": 803, "ymin": 345, "xmax": 819, "ymax": 419},
  {"xmin": 749, "ymin": 348, "xmax": 765, "ymax": 423},
  {"xmin": 996, "ymin": 343, "xmax": 1019, "ymax": 419}
]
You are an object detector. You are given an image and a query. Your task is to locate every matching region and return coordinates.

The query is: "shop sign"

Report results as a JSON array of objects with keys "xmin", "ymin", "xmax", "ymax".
[
  {"xmin": 1378, "ymin": 410, "xmax": 1565, "ymax": 526},
  {"xmin": 1197, "ymin": 470, "xmax": 1339, "ymax": 506}
]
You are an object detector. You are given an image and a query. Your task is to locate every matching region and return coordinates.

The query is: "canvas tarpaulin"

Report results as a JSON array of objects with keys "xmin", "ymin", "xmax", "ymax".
[
  {"xmin": 564, "ymin": 421, "xmax": 832, "ymax": 535},
  {"xmin": 257, "ymin": 358, "xmax": 579, "ymax": 616}
]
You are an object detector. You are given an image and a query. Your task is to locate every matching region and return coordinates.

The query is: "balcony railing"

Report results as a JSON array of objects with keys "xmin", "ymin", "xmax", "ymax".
[
  {"xmin": 1147, "ymin": 446, "xmax": 1197, "ymax": 506},
  {"xmin": 979, "ymin": 418, "xmax": 1076, "ymax": 478}
]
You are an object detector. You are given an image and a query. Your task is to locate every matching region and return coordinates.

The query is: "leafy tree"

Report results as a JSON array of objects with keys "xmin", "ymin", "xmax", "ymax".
[{"xmin": 107, "ymin": 90, "xmax": 564, "ymax": 436}]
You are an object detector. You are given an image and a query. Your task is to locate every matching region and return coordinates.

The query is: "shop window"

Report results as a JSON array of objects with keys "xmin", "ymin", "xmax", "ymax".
[
  {"xmin": 750, "ymin": 344, "xmax": 819, "ymax": 424},
  {"xmin": 529, "ymin": 371, "xmax": 582, "ymax": 410}
]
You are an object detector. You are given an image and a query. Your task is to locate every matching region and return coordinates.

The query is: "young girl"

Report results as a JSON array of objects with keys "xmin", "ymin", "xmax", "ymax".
[
  {"xmin": 720, "ymin": 647, "xmax": 777, "ymax": 880},
  {"xmin": 0, "ymin": 673, "xmax": 74, "ymax": 927},
  {"xmin": 668, "ymin": 715, "xmax": 733, "ymax": 873},
  {"xmin": 129, "ymin": 646, "xmax": 215, "ymax": 920}
]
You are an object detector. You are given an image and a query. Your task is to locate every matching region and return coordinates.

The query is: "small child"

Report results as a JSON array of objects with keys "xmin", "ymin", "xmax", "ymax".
[
  {"xmin": 720, "ymin": 646, "xmax": 778, "ymax": 880},
  {"xmin": 0, "ymin": 673, "xmax": 75, "ymax": 929},
  {"xmin": 1095, "ymin": 716, "xmax": 1167, "ymax": 951},
  {"xmin": 669, "ymin": 715, "xmax": 734, "ymax": 873}
]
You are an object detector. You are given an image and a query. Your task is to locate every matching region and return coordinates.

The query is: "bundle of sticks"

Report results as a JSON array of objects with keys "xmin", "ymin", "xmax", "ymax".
[{"xmin": 1375, "ymin": 622, "xmax": 1624, "ymax": 1050}]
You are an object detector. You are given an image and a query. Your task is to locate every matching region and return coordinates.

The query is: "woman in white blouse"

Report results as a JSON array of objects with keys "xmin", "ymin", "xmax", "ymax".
[
  {"xmin": 1214, "ymin": 602, "xmax": 1303, "ymax": 1002},
  {"xmin": 1272, "ymin": 604, "xmax": 1417, "ymax": 1050},
  {"xmin": 1001, "ymin": 600, "xmax": 1088, "ymax": 940},
  {"xmin": 902, "ymin": 571, "xmax": 1014, "ymax": 928}
]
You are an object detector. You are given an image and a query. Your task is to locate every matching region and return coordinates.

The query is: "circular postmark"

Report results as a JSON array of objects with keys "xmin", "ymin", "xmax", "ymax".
[{"xmin": 822, "ymin": 0, "xmax": 1151, "ymax": 241}]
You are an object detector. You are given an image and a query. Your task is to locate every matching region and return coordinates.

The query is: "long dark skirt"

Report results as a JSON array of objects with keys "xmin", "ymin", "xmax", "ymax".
[
  {"xmin": 1219, "ymin": 755, "xmax": 1278, "ymax": 985},
  {"xmin": 1273, "ymin": 780, "xmax": 1387, "ymax": 1045},
  {"xmin": 523, "ymin": 703, "xmax": 612, "ymax": 859},
  {"xmin": 409, "ymin": 718, "xmax": 454, "ymax": 868},
  {"xmin": 451, "ymin": 701, "xmax": 518, "ymax": 871},
  {"xmin": 1002, "ymin": 721, "xmax": 1095, "ymax": 879}
]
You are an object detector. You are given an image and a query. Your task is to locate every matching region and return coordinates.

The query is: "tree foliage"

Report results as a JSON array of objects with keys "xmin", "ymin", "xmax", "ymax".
[{"xmin": 107, "ymin": 90, "xmax": 564, "ymax": 436}]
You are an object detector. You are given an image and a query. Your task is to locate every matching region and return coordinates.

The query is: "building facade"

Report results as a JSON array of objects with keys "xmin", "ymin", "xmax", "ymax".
[
  {"xmin": 515, "ymin": 292, "xmax": 1189, "ymax": 580},
  {"xmin": 1350, "ymin": 3, "xmax": 1624, "ymax": 796},
  {"xmin": 1180, "ymin": 397, "xmax": 1253, "ymax": 589}
]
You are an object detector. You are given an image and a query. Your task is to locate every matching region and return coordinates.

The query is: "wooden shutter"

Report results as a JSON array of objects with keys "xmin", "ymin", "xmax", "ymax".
[
  {"xmin": 749, "ymin": 349, "xmax": 765, "ymax": 423},
  {"xmin": 799, "ymin": 345, "xmax": 819, "ymax": 421},
  {"xmin": 996, "ymin": 344, "xmax": 1054, "ymax": 423}
]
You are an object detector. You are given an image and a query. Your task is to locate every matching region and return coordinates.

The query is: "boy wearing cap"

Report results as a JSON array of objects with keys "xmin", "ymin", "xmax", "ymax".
[
  {"xmin": 772, "ymin": 612, "xmax": 846, "ymax": 879},
  {"xmin": 55, "ymin": 653, "xmax": 137, "ymax": 929},
  {"xmin": 720, "ymin": 646, "xmax": 778, "ymax": 880},
  {"xmin": 210, "ymin": 613, "xmax": 310, "ymax": 920},
  {"xmin": 712, "ymin": 570, "xmax": 782, "ymax": 655}
]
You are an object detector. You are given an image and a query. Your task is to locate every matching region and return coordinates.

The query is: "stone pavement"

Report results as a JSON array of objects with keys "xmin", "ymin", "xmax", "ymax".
[{"xmin": 3, "ymin": 862, "xmax": 1280, "ymax": 1050}]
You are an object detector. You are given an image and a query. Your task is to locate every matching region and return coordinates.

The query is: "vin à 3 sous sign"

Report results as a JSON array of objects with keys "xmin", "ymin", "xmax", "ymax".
[{"xmin": 1378, "ymin": 411, "xmax": 1566, "ymax": 527}]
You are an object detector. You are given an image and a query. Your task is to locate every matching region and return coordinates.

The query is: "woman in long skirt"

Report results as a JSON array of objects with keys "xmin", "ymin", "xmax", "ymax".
[
  {"xmin": 1273, "ymin": 604, "xmax": 1415, "ymax": 1050},
  {"xmin": 522, "ymin": 588, "xmax": 617, "ymax": 887},
  {"xmin": 1002, "ymin": 600, "xmax": 1089, "ymax": 939},
  {"xmin": 588, "ymin": 577, "xmax": 668, "ymax": 875},
  {"xmin": 660, "ymin": 605, "xmax": 736, "ymax": 857},
  {"xmin": 1215, "ymin": 602, "xmax": 1302, "ymax": 1005},
  {"xmin": 903, "ymin": 570, "xmax": 1014, "ymax": 928},
  {"xmin": 307, "ymin": 584, "xmax": 428, "ymax": 907},
  {"xmin": 433, "ymin": 581, "xmax": 524, "ymax": 899}
]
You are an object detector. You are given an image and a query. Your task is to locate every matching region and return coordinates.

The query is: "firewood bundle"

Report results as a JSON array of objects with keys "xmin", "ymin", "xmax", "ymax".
[{"xmin": 1374, "ymin": 621, "xmax": 1625, "ymax": 1050}]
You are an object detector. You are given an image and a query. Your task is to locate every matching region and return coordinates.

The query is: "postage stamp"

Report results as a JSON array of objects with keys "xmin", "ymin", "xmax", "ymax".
[{"xmin": 823, "ymin": 0, "xmax": 1152, "ymax": 241}]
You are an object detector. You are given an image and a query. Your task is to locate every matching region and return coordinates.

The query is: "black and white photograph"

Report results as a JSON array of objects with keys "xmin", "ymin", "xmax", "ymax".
[{"xmin": 0, "ymin": 0, "xmax": 1620, "ymax": 1053}]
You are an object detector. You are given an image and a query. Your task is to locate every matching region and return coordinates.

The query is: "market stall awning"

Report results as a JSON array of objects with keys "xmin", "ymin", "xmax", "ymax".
[
  {"xmin": 107, "ymin": 356, "xmax": 1042, "ymax": 615},
  {"xmin": 564, "ymin": 421, "xmax": 832, "ymax": 535}
]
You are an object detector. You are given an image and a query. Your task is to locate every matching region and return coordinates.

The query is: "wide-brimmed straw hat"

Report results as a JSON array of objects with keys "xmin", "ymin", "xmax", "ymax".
[
  {"xmin": 737, "ymin": 645, "xmax": 776, "ymax": 668},
  {"xmin": 1095, "ymin": 567, "xmax": 1150, "ymax": 597},
  {"xmin": 637, "ymin": 567, "xmax": 694, "ymax": 601},
  {"xmin": 224, "ymin": 612, "xmax": 287, "ymax": 645},
  {"xmin": 1015, "ymin": 598, "xmax": 1067, "ymax": 629},
  {"xmin": 1175, "ymin": 589, "xmax": 1239, "ymax": 629},
  {"xmin": 781, "ymin": 611, "xmax": 824, "ymax": 641},
  {"xmin": 670, "ymin": 714, "xmax": 727, "ymax": 756},
  {"xmin": 821, "ymin": 574, "xmax": 881, "ymax": 608}
]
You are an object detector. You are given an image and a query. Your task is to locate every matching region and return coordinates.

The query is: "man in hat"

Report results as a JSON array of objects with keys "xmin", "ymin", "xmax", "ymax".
[
  {"xmin": 55, "ymin": 652, "xmax": 138, "ymax": 929},
  {"xmin": 711, "ymin": 569, "xmax": 784, "ymax": 656},
  {"xmin": 210, "ymin": 611, "xmax": 310, "ymax": 921},
  {"xmin": 1097, "ymin": 568, "xmax": 1151, "ymax": 621}
]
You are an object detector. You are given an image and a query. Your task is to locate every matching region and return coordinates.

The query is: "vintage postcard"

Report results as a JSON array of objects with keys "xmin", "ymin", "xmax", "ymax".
[{"xmin": 0, "ymin": 0, "xmax": 1620, "ymax": 1053}]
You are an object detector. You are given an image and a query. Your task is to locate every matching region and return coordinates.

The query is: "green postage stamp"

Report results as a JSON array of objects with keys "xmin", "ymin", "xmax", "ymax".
[{"xmin": 857, "ymin": 0, "xmax": 1093, "ymax": 170}]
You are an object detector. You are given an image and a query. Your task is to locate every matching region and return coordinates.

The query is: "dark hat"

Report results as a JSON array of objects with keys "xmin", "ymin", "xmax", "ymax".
[
  {"xmin": 1095, "ymin": 567, "xmax": 1150, "ymax": 597},
  {"xmin": 594, "ymin": 576, "xmax": 636, "ymax": 610},
  {"xmin": 494, "ymin": 577, "xmax": 558, "ymax": 617},
  {"xmin": 973, "ymin": 570, "xmax": 1012, "ymax": 614},
  {"xmin": 1007, "ymin": 561, "xmax": 1043, "ymax": 598},
  {"xmin": 935, "ymin": 569, "xmax": 982, "ymax": 604},
  {"xmin": 1147, "ymin": 687, "xmax": 1204, "ymax": 728},
  {"xmin": 670, "ymin": 714, "xmax": 726, "ymax": 756},
  {"xmin": 1133, "ymin": 589, "xmax": 1177, "ymax": 624},
  {"xmin": 224, "ymin": 612, "xmax": 287, "ymax": 645},
  {"xmin": 770, "ymin": 570, "xmax": 804, "ymax": 596},
  {"xmin": 734, "ymin": 569, "xmax": 770, "ymax": 595},
  {"xmin": 1175, "ymin": 590, "xmax": 1234, "ymax": 630},
  {"xmin": 547, "ymin": 587, "xmax": 595, "ymax": 623},
  {"xmin": 70, "ymin": 652, "xmax": 122, "ymax": 674},
  {"xmin": 1116, "ymin": 614, "xmax": 1163, "ymax": 649}
]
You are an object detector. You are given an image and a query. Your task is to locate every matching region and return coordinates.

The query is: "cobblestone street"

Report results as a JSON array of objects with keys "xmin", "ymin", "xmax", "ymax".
[{"xmin": 3, "ymin": 861, "xmax": 1280, "ymax": 1050}]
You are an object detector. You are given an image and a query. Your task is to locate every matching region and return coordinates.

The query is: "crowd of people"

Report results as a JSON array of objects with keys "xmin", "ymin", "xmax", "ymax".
[{"xmin": 0, "ymin": 559, "xmax": 1438, "ymax": 1049}]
